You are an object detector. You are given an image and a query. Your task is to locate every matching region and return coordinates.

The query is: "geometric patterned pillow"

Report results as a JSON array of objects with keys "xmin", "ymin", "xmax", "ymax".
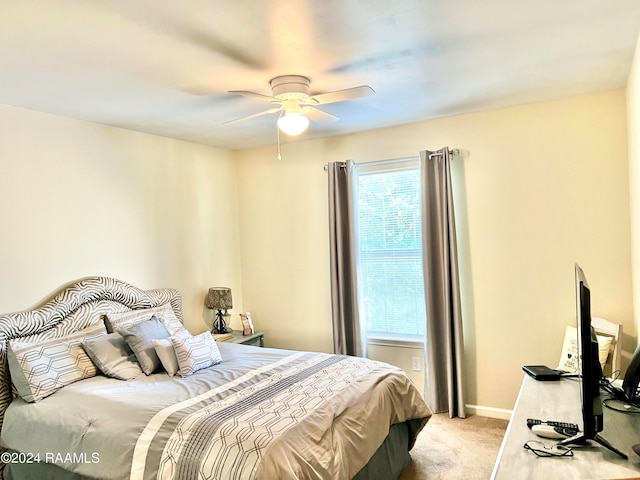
[
  {"xmin": 104, "ymin": 303, "xmax": 184, "ymax": 336},
  {"xmin": 171, "ymin": 332, "xmax": 222, "ymax": 378},
  {"xmin": 7, "ymin": 322, "xmax": 107, "ymax": 402}
]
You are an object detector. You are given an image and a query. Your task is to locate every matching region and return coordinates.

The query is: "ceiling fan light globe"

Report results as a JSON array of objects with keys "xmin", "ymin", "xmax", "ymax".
[{"xmin": 277, "ymin": 112, "xmax": 309, "ymax": 136}]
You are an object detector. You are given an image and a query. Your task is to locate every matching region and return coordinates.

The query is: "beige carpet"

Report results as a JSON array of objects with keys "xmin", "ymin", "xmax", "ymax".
[{"xmin": 400, "ymin": 414, "xmax": 509, "ymax": 480}]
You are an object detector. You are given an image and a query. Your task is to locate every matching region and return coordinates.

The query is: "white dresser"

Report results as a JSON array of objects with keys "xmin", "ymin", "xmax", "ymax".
[{"xmin": 492, "ymin": 374, "xmax": 640, "ymax": 479}]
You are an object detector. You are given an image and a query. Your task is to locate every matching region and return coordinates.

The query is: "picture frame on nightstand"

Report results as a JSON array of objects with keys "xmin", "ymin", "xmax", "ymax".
[{"xmin": 240, "ymin": 312, "xmax": 255, "ymax": 336}]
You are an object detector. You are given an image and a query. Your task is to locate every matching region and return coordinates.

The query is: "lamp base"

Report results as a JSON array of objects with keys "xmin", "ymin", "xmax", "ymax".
[{"xmin": 212, "ymin": 310, "xmax": 232, "ymax": 334}]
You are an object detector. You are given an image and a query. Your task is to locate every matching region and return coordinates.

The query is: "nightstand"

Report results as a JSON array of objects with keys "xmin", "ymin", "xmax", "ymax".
[{"xmin": 226, "ymin": 330, "xmax": 264, "ymax": 347}]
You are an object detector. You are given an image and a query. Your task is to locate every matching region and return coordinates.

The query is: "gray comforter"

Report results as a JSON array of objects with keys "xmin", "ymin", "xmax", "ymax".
[{"xmin": 1, "ymin": 343, "xmax": 431, "ymax": 479}]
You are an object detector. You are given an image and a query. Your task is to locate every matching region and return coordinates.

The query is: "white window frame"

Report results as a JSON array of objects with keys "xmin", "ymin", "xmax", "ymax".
[{"xmin": 355, "ymin": 157, "xmax": 425, "ymax": 348}]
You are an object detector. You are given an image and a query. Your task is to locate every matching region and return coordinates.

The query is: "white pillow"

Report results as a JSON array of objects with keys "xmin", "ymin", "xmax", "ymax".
[
  {"xmin": 557, "ymin": 325, "xmax": 613, "ymax": 373},
  {"xmin": 172, "ymin": 332, "xmax": 222, "ymax": 378}
]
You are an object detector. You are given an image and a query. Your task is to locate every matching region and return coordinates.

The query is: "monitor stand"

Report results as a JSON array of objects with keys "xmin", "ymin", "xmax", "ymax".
[{"xmin": 558, "ymin": 432, "xmax": 628, "ymax": 459}]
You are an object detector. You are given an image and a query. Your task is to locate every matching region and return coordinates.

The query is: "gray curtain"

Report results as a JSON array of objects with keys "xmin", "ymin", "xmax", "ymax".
[
  {"xmin": 420, "ymin": 148, "xmax": 466, "ymax": 418},
  {"xmin": 327, "ymin": 160, "xmax": 366, "ymax": 357}
]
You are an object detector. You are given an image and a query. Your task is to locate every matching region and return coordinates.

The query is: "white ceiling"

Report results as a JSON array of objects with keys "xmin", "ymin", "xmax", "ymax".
[{"xmin": 1, "ymin": 0, "xmax": 639, "ymax": 150}]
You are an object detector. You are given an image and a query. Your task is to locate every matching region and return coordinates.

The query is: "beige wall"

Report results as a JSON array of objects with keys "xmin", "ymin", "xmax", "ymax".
[
  {"xmin": 629, "ymin": 33, "xmax": 640, "ymax": 342},
  {"xmin": 0, "ymin": 104, "xmax": 243, "ymax": 334},
  {"xmin": 0, "ymin": 87, "xmax": 633, "ymax": 415},
  {"xmin": 368, "ymin": 344, "xmax": 425, "ymax": 395},
  {"xmin": 235, "ymin": 90, "xmax": 633, "ymax": 412}
]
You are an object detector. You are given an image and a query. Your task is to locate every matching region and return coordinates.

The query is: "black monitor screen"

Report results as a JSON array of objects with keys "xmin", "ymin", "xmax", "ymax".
[
  {"xmin": 575, "ymin": 264, "xmax": 603, "ymax": 437},
  {"xmin": 559, "ymin": 265, "xmax": 626, "ymax": 458}
]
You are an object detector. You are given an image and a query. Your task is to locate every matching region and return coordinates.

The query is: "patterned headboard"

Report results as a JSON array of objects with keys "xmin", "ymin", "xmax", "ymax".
[{"xmin": 0, "ymin": 276, "xmax": 182, "ymax": 477}]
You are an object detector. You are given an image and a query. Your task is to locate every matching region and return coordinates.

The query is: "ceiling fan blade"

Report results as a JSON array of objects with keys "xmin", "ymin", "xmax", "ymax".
[
  {"xmin": 180, "ymin": 30, "xmax": 267, "ymax": 70},
  {"xmin": 103, "ymin": 7, "xmax": 267, "ymax": 70},
  {"xmin": 303, "ymin": 107, "xmax": 340, "ymax": 124},
  {"xmin": 223, "ymin": 106, "xmax": 283, "ymax": 125},
  {"xmin": 307, "ymin": 86, "xmax": 375, "ymax": 105},
  {"xmin": 228, "ymin": 90, "xmax": 280, "ymax": 103}
]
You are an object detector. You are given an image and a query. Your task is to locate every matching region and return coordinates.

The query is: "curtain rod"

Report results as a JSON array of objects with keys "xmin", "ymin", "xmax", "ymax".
[
  {"xmin": 429, "ymin": 147, "xmax": 461, "ymax": 159},
  {"xmin": 323, "ymin": 147, "xmax": 465, "ymax": 171}
]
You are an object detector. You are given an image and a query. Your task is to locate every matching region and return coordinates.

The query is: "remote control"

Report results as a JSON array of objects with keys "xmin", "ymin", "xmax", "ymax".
[
  {"xmin": 526, "ymin": 418, "xmax": 579, "ymax": 431},
  {"xmin": 531, "ymin": 424, "xmax": 578, "ymax": 439}
]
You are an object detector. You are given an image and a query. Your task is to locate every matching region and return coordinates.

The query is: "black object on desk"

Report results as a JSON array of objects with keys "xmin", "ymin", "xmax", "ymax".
[{"xmin": 522, "ymin": 365, "xmax": 562, "ymax": 381}]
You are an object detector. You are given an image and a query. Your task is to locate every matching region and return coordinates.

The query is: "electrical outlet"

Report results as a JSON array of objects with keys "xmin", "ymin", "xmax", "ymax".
[{"xmin": 412, "ymin": 356, "xmax": 421, "ymax": 371}]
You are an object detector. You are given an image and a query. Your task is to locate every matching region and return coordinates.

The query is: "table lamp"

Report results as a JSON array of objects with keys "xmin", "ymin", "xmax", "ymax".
[{"xmin": 206, "ymin": 287, "xmax": 233, "ymax": 334}]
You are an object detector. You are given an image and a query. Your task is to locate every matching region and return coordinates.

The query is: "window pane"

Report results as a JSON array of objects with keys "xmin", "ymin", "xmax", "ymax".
[{"xmin": 357, "ymin": 166, "xmax": 426, "ymax": 339}]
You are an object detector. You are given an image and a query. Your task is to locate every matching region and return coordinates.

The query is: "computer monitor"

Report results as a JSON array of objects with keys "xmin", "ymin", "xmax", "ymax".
[{"xmin": 558, "ymin": 264, "xmax": 626, "ymax": 458}]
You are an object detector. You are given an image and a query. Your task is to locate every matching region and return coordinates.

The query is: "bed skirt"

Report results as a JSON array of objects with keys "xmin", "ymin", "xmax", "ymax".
[{"xmin": 353, "ymin": 421, "xmax": 413, "ymax": 480}]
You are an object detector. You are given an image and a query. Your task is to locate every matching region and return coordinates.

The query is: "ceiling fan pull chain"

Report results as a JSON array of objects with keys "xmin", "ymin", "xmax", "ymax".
[{"xmin": 276, "ymin": 110, "xmax": 283, "ymax": 160}]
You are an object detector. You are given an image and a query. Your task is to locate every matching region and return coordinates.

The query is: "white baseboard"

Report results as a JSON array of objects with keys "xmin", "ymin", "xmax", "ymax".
[{"xmin": 466, "ymin": 404, "xmax": 513, "ymax": 420}]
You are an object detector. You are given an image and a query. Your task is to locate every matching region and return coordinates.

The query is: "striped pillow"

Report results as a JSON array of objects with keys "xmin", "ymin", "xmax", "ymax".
[
  {"xmin": 105, "ymin": 303, "xmax": 183, "ymax": 336},
  {"xmin": 8, "ymin": 323, "xmax": 107, "ymax": 402},
  {"xmin": 172, "ymin": 332, "xmax": 222, "ymax": 378}
]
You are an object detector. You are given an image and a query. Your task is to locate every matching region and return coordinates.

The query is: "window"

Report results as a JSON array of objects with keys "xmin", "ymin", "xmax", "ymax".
[{"xmin": 356, "ymin": 160, "xmax": 426, "ymax": 343}]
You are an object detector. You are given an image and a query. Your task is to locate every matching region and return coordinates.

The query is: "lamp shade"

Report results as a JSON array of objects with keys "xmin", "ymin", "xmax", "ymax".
[{"xmin": 206, "ymin": 287, "xmax": 232, "ymax": 310}]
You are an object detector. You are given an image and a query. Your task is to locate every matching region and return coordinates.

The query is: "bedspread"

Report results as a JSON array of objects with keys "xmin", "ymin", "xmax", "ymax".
[{"xmin": 1, "ymin": 343, "xmax": 431, "ymax": 480}]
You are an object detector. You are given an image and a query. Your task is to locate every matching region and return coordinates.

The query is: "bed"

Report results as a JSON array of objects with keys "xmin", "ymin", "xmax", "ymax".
[{"xmin": 0, "ymin": 277, "xmax": 431, "ymax": 479}]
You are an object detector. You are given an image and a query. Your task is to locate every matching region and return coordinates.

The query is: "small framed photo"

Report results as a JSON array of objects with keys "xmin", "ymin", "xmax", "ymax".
[{"xmin": 240, "ymin": 312, "xmax": 254, "ymax": 336}]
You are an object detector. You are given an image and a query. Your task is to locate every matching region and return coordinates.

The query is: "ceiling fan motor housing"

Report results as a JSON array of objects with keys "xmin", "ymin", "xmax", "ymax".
[{"xmin": 270, "ymin": 75, "xmax": 311, "ymax": 101}]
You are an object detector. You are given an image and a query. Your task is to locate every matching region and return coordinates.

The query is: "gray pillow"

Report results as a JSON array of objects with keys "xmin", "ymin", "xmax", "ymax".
[
  {"xmin": 152, "ymin": 338, "xmax": 180, "ymax": 376},
  {"xmin": 117, "ymin": 316, "xmax": 170, "ymax": 375},
  {"xmin": 82, "ymin": 332, "xmax": 143, "ymax": 380}
]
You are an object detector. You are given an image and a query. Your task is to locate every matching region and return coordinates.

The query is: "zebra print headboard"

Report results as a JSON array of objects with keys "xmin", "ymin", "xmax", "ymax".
[{"xmin": 0, "ymin": 276, "xmax": 182, "ymax": 477}]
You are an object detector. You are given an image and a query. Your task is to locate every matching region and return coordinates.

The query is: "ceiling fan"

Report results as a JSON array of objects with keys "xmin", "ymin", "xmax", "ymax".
[{"xmin": 224, "ymin": 75, "xmax": 375, "ymax": 136}]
